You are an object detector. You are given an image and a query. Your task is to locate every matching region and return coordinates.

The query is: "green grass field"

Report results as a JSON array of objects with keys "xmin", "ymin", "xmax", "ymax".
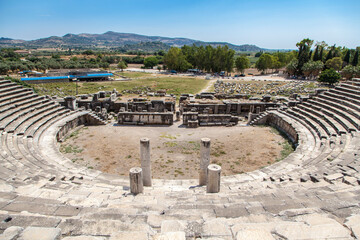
[
  {"xmin": 115, "ymin": 71, "xmax": 155, "ymax": 78},
  {"xmin": 33, "ymin": 77, "xmax": 208, "ymax": 97}
]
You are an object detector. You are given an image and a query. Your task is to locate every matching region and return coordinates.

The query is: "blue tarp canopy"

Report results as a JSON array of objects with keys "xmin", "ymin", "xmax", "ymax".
[
  {"xmin": 21, "ymin": 76, "xmax": 70, "ymax": 81},
  {"xmin": 71, "ymin": 73, "xmax": 113, "ymax": 78},
  {"xmin": 21, "ymin": 72, "xmax": 113, "ymax": 81}
]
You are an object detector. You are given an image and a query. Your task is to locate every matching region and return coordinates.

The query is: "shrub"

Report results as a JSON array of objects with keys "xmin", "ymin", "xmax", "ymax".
[{"xmin": 318, "ymin": 68, "xmax": 341, "ymax": 85}]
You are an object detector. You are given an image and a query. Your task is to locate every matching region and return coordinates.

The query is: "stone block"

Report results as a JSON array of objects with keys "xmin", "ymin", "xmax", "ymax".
[
  {"xmin": 343, "ymin": 176, "xmax": 359, "ymax": 185},
  {"xmin": 53, "ymin": 205, "xmax": 81, "ymax": 216},
  {"xmin": 154, "ymin": 232, "xmax": 186, "ymax": 240},
  {"xmin": 236, "ymin": 229, "xmax": 275, "ymax": 240},
  {"xmin": 324, "ymin": 173, "xmax": 343, "ymax": 183},
  {"xmin": 215, "ymin": 207, "xmax": 248, "ymax": 218},
  {"xmin": 161, "ymin": 220, "xmax": 187, "ymax": 233},
  {"xmin": 203, "ymin": 219, "xmax": 232, "ymax": 237},
  {"xmin": 109, "ymin": 232, "xmax": 148, "ymax": 240},
  {"xmin": 62, "ymin": 237, "xmax": 106, "ymax": 240},
  {"xmin": 19, "ymin": 227, "xmax": 61, "ymax": 240},
  {"xmin": 345, "ymin": 215, "xmax": 360, "ymax": 239},
  {"xmin": 0, "ymin": 226, "xmax": 23, "ymax": 240}
]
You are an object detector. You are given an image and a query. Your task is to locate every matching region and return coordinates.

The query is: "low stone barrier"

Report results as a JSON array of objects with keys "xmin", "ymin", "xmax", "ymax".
[{"xmin": 117, "ymin": 112, "xmax": 173, "ymax": 125}]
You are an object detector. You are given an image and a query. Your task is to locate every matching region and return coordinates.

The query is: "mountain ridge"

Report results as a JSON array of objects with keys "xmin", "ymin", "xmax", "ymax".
[{"xmin": 0, "ymin": 31, "xmax": 263, "ymax": 52}]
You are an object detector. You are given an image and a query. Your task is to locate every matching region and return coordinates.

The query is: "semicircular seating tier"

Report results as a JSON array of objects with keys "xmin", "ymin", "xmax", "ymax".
[{"xmin": 0, "ymin": 78, "xmax": 359, "ymax": 239}]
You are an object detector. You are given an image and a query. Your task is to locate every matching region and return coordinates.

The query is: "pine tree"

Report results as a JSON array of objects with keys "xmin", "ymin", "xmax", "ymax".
[
  {"xmin": 319, "ymin": 47, "xmax": 324, "ymax": 62},
  {"xmin": 343, "ymin": 50, "xmax": 351, "ymax": 65},
  {"xmin": 325, "ymin": 50, "xmax": 333, "ymax": 62},
  {"xmin": 352, "ymin": 50, "xmax": 359, "ymax": 66},
  {"xmin": 313, "ymin": 46, "xmax": 319, "ymax": 61}
]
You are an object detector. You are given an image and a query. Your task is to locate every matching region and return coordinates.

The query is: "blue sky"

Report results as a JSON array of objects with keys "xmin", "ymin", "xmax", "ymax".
[{"xmin": 0, "ymin": 0, "xmax": 359, "ymax": 49}]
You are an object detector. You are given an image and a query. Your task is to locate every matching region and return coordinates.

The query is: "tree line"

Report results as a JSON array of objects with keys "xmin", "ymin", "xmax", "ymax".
[
  {"xmin": 0, "ymin": 48, "xmax": 164, "ymax": 74},
  {"xmin": 163, "ymin": 45, "xmax": 236, "ymax": 73},
  {"xmin": 285, "ymin": 39, "xmax": 360, "ymax": 81}
]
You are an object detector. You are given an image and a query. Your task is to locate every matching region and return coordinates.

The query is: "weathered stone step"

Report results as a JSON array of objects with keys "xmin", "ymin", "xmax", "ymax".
[
  {"xmin": 324, "ymin": 90, "xmax": 360, "ymax": 106},
  {"xmin": 296, "ymin": 104, "xmax": 338, "ymax": 136},
  {"xmin": 0, "ymin": 85, "xmax": 22, "ymax": 94},
  {"xmin": 287, "ymin": 108, "xmax": 328, "ymax": 139},
  {"xmin": 0, "ymin": 101, "xmax": 55, "ymax": 130},
  {"xmin": 0, "ymin": 88, "xmax": 32, "ymax": 99},
  {"xmin": 330, "ymin": 88, "xmax": 360, "ymax": 101},
  {"xmin": 0, "ymin": 82, "xmax": 18, "ymax": 89},
  {"xmin": 303, "ymin": 101, "xmax": 352, "ymax": 134},
  {"xmin": 0, "ymin": 90, "xmax": 33, "ymax": 104},
  {"xmin": 0, "ymin": 94, "xmax": 40, "ymax": 110},
  {"xmin": 25, "ymin": 109, "xmax": 70, "ymax": 138},
  {"xmin": 4, "ymin": 103, "xmax": 59, "ymax": 133},
  {"xmin": 316, "ymin": 95, "xmax": 360, "ymax": 120},
  {"xmin": 0, "ymin": 98, "xmax": 49, "ymax": 123},
  {"xmin": 335, "ymin": 85, "xmax": 360, "ymax": 96},
  {"xmin": 16, "ymin": 106, "xmax": 66, "ymax": 135},
  {"xmin": 309, "ymin": 98, "xmax": 360, "ymax": 131},
  {"xmin": 340, "ymin": 82, "xmax": 360, "ymax": 91},
  {"xmin": 0, "ymin": 79, "xmax": 12, "ymax": 85}
]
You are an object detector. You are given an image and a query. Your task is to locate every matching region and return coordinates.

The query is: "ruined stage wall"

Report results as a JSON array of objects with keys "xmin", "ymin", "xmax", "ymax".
[{"xmin": 118, "ymin": 112, "xmax": 174, "ymax": 125}]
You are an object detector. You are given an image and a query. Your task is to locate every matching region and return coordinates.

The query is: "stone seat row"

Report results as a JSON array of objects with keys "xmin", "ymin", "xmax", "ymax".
[
  {"xmin": 0, "ymin": 87, "xmax": 33, "ymax": 101},
  {"xmin": 314, "ymin": 96, "xmax": 360, "ymax": 123}
]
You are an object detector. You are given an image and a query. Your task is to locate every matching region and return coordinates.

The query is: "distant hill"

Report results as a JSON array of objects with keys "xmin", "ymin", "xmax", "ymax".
[{"xmin": 0, "ymin": 31, "xmax": 263, "ymax": 52}]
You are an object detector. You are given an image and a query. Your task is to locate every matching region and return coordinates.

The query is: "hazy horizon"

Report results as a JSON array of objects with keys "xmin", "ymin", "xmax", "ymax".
[{"xmin": 0, "ymin": 0, "xmax": 359, "ymax": 49}]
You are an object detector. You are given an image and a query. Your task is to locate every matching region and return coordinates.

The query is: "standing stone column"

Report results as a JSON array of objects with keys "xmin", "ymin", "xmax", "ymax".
[
  {"xmin": 226, "ymin": 103, "xmax": 231, "ymax": 114},
  {"xmin": 236, "ymin": 104, "xmax": 242, "ymax": 115},
  {"xmin": 179, "ymin": 103, "xmax": 184, "ymax": 114},
  {"xmin": 176, "ymin": 111, "xmax": 180, "ymax": 121},
  {"xmin": 207, "ymin": 164, "xmax": 221, "ymax": 193},
  {"xmin": 256, "ymin": 106, "xmax": 261, "ymax": 114},
  {"xmin": 129, "ymin": 167, "xmax": 143, "ymax": 194},
  {"xmin": 199, "ymin": 138, "xmax": 211, "ymax": 186},
  {"xmin": 140, "ymin": 138, "xmax": 152, "ymax": 186},
  {"xmin": 214, "ymin": 105, "xmax": 219, "ymax": 114}
]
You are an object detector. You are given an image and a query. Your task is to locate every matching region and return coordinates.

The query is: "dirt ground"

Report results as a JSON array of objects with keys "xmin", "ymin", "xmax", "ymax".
[{"xmin": 60, "ymin": 122, "xmax": 288, "ymax": 179}]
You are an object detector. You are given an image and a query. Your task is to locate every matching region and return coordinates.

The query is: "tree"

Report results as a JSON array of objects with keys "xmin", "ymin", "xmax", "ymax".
[
  {"xmin": 255, "ymin": 53, "xmax": 273, "ymax": 73},
  {"xmin": 319, "ymin": 47, "xmax": 324, "ymax": 62},
  {"xmin": 286, "ymin": 59, "xmax": 298, "ymax": 76},
  {"xmin": 157, "ymin": 66, "xmax": 162, "ymax": 72},
  {"xmin": 143, "ymin": 56, "xmax": 158, "ymax": 68},
  {"xmin": 0, "ymin": 62, "xmax": 10, "ymax": 75},
  {"xmin": 117, "ymin": 61, "xmax": 127, "ymax": 71},
  {"xmin": 356, "ymin": 66, "xmax": 360, "ymax": 78},
  {"xmin": 235, "ymin": 56, "xmax": 250, "ymax": 74},
  {"xmin": 313, "ymin": 45, "xmax": 320, "ymax": 61},
  {"xmin": 83, "ymin": 50, "xmax": 94, "ymax": 55},
  {"xmin": 296, "ymin": 38, "xmax": 314, "ymax": 75},
  {"xmin": 272, "ymin": 56, "xmax": 282, "ymax": 71},
  {"xmin": 164, "ymin": 47, "xmax": 191, "ymax": 72},
  {"xmin": 352, "ymin": 50, "xmax": 359, "ymax": 66},
  {"xmin": 318, "ymin": 68, "xmax": 341, "ymax": 85},
  {"xmin": 343, "ymin": 50, "xmax": 351, "ymax": 66},
  {"xmin": 223, "ymin": 46, "xmax": 235, "ymax": 73},
  {"xmin": 302, "ymin": 61, "xmax": 324, "ymax": 79},
  {"xmin": 325, "ymin": 57, "xmax": 342, "ymax": 71},
  {"xmin": 255, "ymin": 52, "xmax": 263, "ymax": 57},
  {"xmin": 341, "ymin": 65, "xmax": 356, "ymax": 80}
]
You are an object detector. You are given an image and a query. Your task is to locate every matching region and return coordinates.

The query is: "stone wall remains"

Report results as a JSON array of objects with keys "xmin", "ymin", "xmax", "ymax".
[
  {"xmin": 118, "ymin": 112, "xmax": 174, "ymax": 125},
  {"xmin": 266, "ymin": 113, "xmax": 298, "ymax": 145}
]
